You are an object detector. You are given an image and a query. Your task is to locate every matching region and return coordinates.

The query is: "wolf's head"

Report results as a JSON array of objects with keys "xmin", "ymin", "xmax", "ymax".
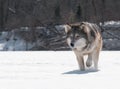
[{"xmin": 64, "ymin": 22, "xmax": 95, "ymax": 51}]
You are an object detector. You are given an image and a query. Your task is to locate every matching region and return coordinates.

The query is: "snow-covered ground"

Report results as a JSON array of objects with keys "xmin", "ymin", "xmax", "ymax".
[
  {"xmin": 0, "ymin": 51, "xmax": 120, "ymax": 89},
  {"xmin": 103, "ymin": 21, "xmax": 120, "ymax": 27}
]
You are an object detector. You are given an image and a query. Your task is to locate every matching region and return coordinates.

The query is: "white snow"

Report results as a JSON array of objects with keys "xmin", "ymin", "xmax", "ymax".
[
  {"xmin": 103, "ymin": 21, "xmax": 120, "ymax": 27},
  {"xmin": 0, "ymin": 51, "xmax": 120, "ymax": 89},
  {"xmin": 0, "ymin": 31, "xmax": 35, "ymax": 51}
]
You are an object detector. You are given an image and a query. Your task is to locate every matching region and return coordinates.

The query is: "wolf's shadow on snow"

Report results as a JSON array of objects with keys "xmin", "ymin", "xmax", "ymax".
[{"xmin": 63, "ymin": 69, "xmax": 99, "ymax": 74}]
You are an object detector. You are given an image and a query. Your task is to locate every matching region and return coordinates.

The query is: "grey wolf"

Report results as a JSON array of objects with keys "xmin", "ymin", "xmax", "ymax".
[{"xmin": 64, "ymin": 22, "xmax": 102, "ymax": 71}]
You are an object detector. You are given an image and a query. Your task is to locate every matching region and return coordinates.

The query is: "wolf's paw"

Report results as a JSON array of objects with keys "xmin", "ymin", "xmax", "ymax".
[
  {"xmin": 86, "ymin": 59, "xmax": 92, "ymax": 67},
  {"xmin": 80, "ymin": 68, "xmax": 85, "ymax": 71}
]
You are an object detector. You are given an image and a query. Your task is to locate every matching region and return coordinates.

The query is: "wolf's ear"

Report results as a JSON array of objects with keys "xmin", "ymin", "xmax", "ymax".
[
  {"xmin": 81, "ymin": 24, "xmax": 93, "ymax": 42},
  {"xmin": 64, "ymin": 24, "xmax": 71, "ymax": 33}
]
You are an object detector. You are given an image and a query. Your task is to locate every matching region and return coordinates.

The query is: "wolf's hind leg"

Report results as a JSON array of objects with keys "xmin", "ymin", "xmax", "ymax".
[{"xmin": 92, "ymin": 50, "xmax": 100, "ymax": 70}]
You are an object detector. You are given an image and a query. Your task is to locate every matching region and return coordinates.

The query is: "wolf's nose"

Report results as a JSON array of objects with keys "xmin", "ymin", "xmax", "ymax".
[{"xmin": 70, "ymin": 43, "xmax": 74, "ymax": 47}]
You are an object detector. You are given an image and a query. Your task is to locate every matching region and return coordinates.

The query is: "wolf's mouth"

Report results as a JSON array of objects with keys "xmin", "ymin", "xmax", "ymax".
[{"xmin": 71, "ymin": 47, "xmax": 77, "ymax": 50}]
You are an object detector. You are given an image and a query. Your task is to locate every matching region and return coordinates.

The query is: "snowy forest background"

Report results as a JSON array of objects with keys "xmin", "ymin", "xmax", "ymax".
[{"xmin": 0, "ymin": 0, "xmax": 120, "ymax": 51}]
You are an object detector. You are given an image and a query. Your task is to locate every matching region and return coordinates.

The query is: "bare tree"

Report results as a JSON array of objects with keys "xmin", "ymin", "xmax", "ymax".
[
  {"xmin": 101, "ymin": 0, "xmax": 106, "ymax": 24},
  {"xmin": 0, "ymin": 0, "xmax": 10, "ymax": 31},
  {"xmin": 91, "ymin": 0, "xmax": 97, "ymax": 22},
  {"xmin": 0, "ymin": 0, "xmax": 5, "ymax": 30}
]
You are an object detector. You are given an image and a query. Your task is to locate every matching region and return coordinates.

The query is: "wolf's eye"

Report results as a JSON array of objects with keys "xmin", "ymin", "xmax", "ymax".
[{"xmin": 76, "ymin": 35, "xmax": 80, "ymax": 38}]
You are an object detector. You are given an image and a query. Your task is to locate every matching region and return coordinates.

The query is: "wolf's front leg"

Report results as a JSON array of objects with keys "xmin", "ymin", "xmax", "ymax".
[
  {"xmin": 76, "ymin": 55, "xmax": 85, "ymax": 71},
  {"xmin": 86, "ymin": 53, "xmax": 92, "ymax": 67}
]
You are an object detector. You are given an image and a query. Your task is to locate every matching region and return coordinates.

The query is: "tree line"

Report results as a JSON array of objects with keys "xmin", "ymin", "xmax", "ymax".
[{"xmin": 0, "ymin": 0, "xmax": 120, "ymax": 31}]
